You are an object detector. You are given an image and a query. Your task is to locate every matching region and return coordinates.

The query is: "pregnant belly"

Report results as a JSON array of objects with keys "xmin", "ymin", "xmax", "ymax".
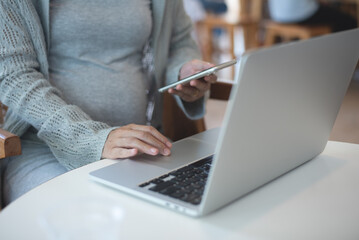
[{"xmin": 50, "ymin": 67, "xmax": 148, "ymax": 127}]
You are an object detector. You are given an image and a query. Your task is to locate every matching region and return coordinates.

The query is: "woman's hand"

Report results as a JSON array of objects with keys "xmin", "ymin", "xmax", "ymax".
[
  {"xmin": 102, "ymin": 124, "xmax": 172, "ymax": 159},
  {"xmin": 168, "ymin": 59, "xmax": 218, "ymax": 102}
]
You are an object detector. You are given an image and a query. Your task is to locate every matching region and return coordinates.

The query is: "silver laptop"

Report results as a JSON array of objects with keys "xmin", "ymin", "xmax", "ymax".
[{"xmin": 90, "ymin": 29, "xmax": 359, "ymax": 217}]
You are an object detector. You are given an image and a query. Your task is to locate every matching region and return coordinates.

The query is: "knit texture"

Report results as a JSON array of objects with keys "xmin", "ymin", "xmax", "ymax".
[{"xmin": 0, "ymin": 0, "xmax": 114, "ymax": 169}]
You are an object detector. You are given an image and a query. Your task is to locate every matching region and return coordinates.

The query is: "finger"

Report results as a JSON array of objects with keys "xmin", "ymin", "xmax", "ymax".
[
  {"xmin": 189, "ymin": 79, "xmax": 210, "ymax": 92},
  {"xmin": 176, "ymin": 84, "xmax": 203, "ymax": 97},
  {"xmin": 117, "ymin": 137, "xmax": 162, "ymax": 156},
  {"xmin": 132, "ymin": 130, "xmax": 171, "ymax": 155},
  {"xmin": 169, "ymin": 88, "xmax": 191, "ymax": 101},
  {"xmin": 169, "ymin": 85, "xmax": 187, "ymax": 99},
  {"xmin": 126, "ymin": 124, "xmax": 172, "ymax": 148},
  {"xmin": 171, "ymin": 87, "xmax": 201, "ymax": 102},
  {"xmin": 180, "ymin": 60, "xmax": 215, "ymax": 78},
  {"xmin": 117, "ymin": 131, "xmax": 172, "ymax": 156},
  {"xmin": 106, "ymin": 130, "xmax": 161, "ymax": 156},
  {"xmin": 204, "ymin": 74, "xmax": 218, "ymax": 83}
]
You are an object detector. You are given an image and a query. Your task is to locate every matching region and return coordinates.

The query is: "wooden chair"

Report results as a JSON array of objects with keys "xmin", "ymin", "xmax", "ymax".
[
  {"xmin": 197, "ymin": 0, "xmax": 262, "ymax": 101},
  {"xmin": 264, "ymin": 21, "xmax": 331, "ymax": 46},
  {"xmin": 209, "ymin": 81, "xmax": 233, "ymax": 100},
  {"xmin": 162, "ymin": 92, "xmax": 206, "ymax": 141},
  {"xmin": 0, "ymin": 102, "xmax": 22, "ymax": 160},
  {"xmin": 0, "ymin": 129, "xmax": 21, "ymax": 160},
  {"xmin": 200, "ymin": 0, "xmax": 263, "ymax": 63},
  {"xmin": 318, "ymin": 0, "xmax": 359, "ymax": 27}
]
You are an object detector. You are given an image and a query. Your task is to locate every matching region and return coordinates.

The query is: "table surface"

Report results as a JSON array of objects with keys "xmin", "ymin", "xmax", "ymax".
[{"xmin": 1, "ymin": 138, "xmax": 359, "ymax": 240}]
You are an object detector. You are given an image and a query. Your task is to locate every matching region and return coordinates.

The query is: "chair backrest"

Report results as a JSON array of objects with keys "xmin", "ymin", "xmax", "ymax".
[
  {"xmin": 0, "ymin": 102, "xmax": 22, "ymax": 159},
  {"xmin": 0, "ymin": 129, "xmax": 21, "ymax": 159},
  {"xmin": 162, "ymin": 92, "xmax": 206, "ymax": 141},
  {"xmin": 239, "ymin": 0, "xmax": 263, "ymax": 21}
]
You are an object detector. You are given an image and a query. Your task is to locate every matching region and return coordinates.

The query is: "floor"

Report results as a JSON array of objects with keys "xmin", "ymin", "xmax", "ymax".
[{"xmin": 205, "ymin": 69, "xmax": 359, "ymax": 144}]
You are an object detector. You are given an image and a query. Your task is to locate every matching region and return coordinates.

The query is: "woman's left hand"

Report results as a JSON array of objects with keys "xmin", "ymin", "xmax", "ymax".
[{"xmin": 168, "ymin": 59, "xmax": 217, "ymax": 102}]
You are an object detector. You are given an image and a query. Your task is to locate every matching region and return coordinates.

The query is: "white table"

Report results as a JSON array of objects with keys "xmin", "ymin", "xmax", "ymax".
[{"xmin": 1, "ymin": 140, "xmax": 359, "ymax": 239}]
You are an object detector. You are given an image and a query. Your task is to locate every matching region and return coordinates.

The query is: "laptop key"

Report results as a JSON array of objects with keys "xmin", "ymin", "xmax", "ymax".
[
  {"xmin": 170, "ymin": 191, "xmax": 184, "ymax": 199},
  {"xmin": 150, "ymin": 179, "xmax": 164, "ymax": 185},
  {"xmin": 142, "ymin": 156, "xmax": 213, "ymax": 205},
  {"xmin": 139, "ymin": 182, "xmax": 150, "ymax": 188},
  {"xmin": 160, "ymin": 186, "xmax": 179, "ymax": 195},
  {"xmin": 149, "ymin": 181, "xmax": 173, "ymax": 192}
]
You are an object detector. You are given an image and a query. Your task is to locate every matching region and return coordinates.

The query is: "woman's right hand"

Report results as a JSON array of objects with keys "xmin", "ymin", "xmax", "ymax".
[{"xmin": 101, "ymin": 124, "xmax": 172, "ymax": 159}]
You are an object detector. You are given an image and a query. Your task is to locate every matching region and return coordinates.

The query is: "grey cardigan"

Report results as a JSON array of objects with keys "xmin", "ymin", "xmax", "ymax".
[{"xmin": 0, "ymin": 0, "xmax": 203, "ymax": 169}]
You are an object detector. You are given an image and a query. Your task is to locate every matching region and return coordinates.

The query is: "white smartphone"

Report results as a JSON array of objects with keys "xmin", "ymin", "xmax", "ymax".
[{"xmin": 158, "ymin": 59, "xmax": 237, "ymax": 93}]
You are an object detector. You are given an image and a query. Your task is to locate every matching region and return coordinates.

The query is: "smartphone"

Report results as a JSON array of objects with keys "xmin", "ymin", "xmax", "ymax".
[{"xmin": 158, "ymin": 59, "xmax": 237, "ymax": 93}]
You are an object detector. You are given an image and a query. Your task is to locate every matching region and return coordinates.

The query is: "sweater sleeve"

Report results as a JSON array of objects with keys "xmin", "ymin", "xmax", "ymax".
[
  {"xmin": 165, "ymin": 1, "xmax": 205, "ymax": 120},
  {"xmin": 0, "ymin": 1, "xmax": 115, "ymax": 170}
]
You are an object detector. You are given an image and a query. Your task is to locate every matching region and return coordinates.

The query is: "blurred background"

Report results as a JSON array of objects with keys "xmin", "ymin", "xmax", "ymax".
[{"xmin": 182, "ymin": 0, "xmax": 359, "ymax": 143}]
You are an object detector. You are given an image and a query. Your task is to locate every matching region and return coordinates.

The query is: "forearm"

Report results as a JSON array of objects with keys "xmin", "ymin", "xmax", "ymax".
[{"xmin": 0, "ymin": 64, "xmax": 114, "ymax": 169}]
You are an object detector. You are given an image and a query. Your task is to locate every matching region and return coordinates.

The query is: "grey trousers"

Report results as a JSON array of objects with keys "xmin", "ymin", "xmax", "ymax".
[{"xmin": 1, "ymin": 128, "xmax": 68, "ymax": 206}]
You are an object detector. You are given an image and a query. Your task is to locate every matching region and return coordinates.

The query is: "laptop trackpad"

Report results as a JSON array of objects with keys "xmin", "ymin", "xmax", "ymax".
[{"xmin": 129, "ymin": 138, "xmax": 215, "ymax": 170}]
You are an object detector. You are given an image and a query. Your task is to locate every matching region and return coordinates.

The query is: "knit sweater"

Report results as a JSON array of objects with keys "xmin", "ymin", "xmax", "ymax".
[{"xmin": 0, "ymin": 0, "xmax": 202, "ymax": 169}]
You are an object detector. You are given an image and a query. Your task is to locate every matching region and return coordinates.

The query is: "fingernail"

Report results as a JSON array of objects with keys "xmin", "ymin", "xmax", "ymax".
[
  {"xmin": 166, "ymin": 141, "xmax": 172, "ymax": 148},
  {"xmin": 151, "ymin": 148, "xmax": 158, "ymax": 154},
  {"xmin": 130, "ymin": 149, "xmax": 138, "ymax": 156},
  {"xmin": 164, "ymin": 148, "xmax": 171, "ymax": 155}
]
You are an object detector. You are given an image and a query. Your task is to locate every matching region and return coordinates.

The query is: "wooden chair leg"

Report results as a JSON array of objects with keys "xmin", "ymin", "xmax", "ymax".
[
  {"xmin": 203, "ymin": 23, "xmax": 214, "ymax": 62},
  {"xmin": 242, "ymin": 23, "xmax": 258, "ymax": 50},
  {"xmin": 264, "ymin": 29, "xmax": 276, "ymax": 46},
  {"xmin": 227, "ymin": 25, "xmax": 235, "ymax": 60}
]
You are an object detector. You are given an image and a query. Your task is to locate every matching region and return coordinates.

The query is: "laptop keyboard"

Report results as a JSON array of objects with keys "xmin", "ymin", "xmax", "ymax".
[{"xmin": 138, "ymin": 156, "xmax": 213, "ymax": 205}]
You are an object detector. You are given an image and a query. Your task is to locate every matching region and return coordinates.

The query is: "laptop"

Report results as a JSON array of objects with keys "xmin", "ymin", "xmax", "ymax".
[{"xmin": 90, "ymin": 29, "xmax": 359, "ymax": 217}]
